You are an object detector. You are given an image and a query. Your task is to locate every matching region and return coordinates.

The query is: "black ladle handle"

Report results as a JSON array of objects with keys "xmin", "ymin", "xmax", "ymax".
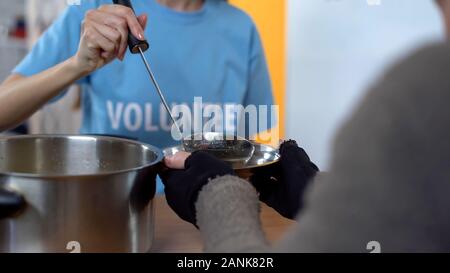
[{"xmin": 112, "ymin": 0, "xmax": 149, "ymax": 54}]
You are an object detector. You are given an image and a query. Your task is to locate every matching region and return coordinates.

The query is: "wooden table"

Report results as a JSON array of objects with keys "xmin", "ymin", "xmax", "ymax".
[{"xmin": 151, "ymin": 196, "xmax": 295, "ymax": 253}]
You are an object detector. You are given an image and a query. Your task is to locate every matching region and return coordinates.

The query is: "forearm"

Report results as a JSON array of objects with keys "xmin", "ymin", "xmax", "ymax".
[
  {"xmin": 195, "ymin": 175, "xmax": 270, "ymax": 253},
  {"xmin": 0, "ymin": 57, "xmax": 85, "ymax": 132}
]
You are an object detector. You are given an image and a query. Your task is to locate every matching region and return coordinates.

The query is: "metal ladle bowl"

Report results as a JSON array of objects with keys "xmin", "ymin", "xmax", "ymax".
[{"xmin": 181, "ymin": 132, "xmax": 255, "ymax": 163}]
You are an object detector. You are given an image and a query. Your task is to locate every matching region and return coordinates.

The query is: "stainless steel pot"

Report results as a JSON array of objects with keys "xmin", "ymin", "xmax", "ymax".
[{"xmin": 0, "ymin": 135, "xmax": 163, "ymax": 253}]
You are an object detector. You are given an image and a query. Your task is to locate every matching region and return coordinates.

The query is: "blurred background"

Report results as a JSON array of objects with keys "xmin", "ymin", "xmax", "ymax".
[
  {"xmin": 286, "ymin": 0, "xmax": 444, "ymax": 169},
  {"xmin": 0, "ymin": 0, "xmax": 445, "ymax": 169}
]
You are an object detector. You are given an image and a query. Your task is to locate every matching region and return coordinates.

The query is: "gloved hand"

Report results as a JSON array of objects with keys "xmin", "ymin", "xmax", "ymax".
[
  {"xmin": 159, "ymin": 151, "xmax": 235, "ymax": 225},
  {"xmin": 250, "ymin": 140, "xmax": 319, "ymax": 219}
]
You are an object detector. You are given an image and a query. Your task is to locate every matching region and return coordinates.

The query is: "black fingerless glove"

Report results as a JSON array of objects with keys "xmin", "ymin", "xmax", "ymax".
[
  {"xmin": 250, "ymin": 140, "xmax": 319, "ymax": 219},
  {"xmin": 160, "ymin": 151, "xmax": 235, "ymax": 225}
]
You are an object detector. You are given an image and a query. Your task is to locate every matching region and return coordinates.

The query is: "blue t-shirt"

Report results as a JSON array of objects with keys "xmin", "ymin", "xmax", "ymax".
[{"xmin": 13, "ymin": 0, "xmax": 274, "ymax": 192}]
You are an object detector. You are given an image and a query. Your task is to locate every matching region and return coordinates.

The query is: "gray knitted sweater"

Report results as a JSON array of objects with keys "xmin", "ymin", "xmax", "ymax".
[{"xmin": 195, "ymin": 42, "xmax": 450, "ymax": 253}]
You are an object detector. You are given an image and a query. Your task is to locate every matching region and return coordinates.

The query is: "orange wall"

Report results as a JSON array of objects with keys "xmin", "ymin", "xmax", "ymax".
[{"xmin": 230, "ymin": 0, "xmax": 286, "ymax": 141}]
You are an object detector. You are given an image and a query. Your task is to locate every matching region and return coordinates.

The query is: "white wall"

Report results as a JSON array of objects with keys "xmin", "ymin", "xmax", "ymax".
[
  {"xmin": 0, "ymin": 0, "xmax": 26, "ymax": 82},
  {"xmin": 0, "ymin": 0, "xmax": 25, "ymax": 23},
  {"xmin": 25, "ymin": 0, "xmax": 82, "ymax": 134},
  {"xmin": 286, "ymin": 0, "xmax": 444, "ymax": 169}
]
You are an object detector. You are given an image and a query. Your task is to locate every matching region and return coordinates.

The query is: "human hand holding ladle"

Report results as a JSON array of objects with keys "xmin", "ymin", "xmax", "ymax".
[{"xmin": 113, "ymin": 0, "xmax": 255, "ymax": 162}]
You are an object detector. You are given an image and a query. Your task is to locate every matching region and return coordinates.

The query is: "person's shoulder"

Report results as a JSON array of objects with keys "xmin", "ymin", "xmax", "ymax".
[
  {"xmin": 409, "ymin": 41, "xmax": 450, "ymax": 60},
  {"xmin": 338, "ymin": 40, "xmax": 450, "ymax": 148},
  {"xmin": 208, "ymin": 0, "xmax": 256, "ymax": 29},
  {"xmin": 65, "ymin": 0, "xmax": 105, "ymax": 15},
  {"xmin": 350, "ymin": 41, "xmax": 450, "ymax": 113},
  {"xmin": 388, "ymin": 41, "xmax": 450, "ymax": 81},
  {"xmin": 68, "ymin": 0, "xmax": 105, "ymax": 8}
]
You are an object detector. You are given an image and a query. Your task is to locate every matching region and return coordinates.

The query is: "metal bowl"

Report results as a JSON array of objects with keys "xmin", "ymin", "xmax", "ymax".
[
  {"xmin": 164, "ymin": 142, "xmax": 280, "ymax": 179},
  {"xmin": 182, "ymin": 132, "xmax": 255, "ymax": 163},
  {"xmin": 0, "ymin": 135, "xmax": 163, "ymax": 253}
]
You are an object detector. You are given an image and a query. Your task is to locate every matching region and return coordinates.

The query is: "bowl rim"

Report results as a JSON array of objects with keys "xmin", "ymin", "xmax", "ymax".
[
  {"xmin": 0, "ymin": 134, "xmax": 164, "ymax": 179},
  {"xmin": 163, "ymin": 142, "xmax": 280, "ymax": 170}
]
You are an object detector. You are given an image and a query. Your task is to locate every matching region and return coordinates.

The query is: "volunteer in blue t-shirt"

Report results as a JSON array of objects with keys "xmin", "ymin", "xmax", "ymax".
[{"xmin": 0, "ymin": 0, "xmax": 274, "ymax": 192}]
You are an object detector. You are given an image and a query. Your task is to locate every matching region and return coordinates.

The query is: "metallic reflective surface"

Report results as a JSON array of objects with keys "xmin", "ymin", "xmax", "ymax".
[
  {"xmin": 164, "ymin": 142, "xmax": 280, "ymax": 170},
  {"xmin": 0, "ymin": 135, "xmax": 163, "ymax": 253},
  {"xmin": 182, "ymin": 132, "xmax": 256, "ymax": 163}
]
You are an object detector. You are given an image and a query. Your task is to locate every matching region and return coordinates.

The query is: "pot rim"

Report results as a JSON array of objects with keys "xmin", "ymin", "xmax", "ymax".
[{"xmin": 0, "ymin": 134, "xmax": 164, "ymax": 179}]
